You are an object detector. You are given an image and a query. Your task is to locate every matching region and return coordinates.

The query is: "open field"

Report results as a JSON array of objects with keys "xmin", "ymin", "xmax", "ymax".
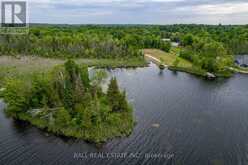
[
  {"xmin": 143, "ymin": 48, "xmax": 207, "ymax": 76},
  {"xmin": 0, "ymin": 56, "xmax": 147, "ymax": 70},
  {"xmin": 0, "ymin": 56, "xmax": 147, "ymax": 86},
  {"xmin": 143, "ymin": 48, "xmax": 192, "ymax": 68}
]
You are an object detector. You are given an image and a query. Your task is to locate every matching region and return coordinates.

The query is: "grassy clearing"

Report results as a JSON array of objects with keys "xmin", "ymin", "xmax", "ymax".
[
  {"xmin": 143, "ymin": 48, "xmax": 192, "ymax": 68},
  {"xmin": 143, "ymin": 48, "xmax": 206, "ymax": 76},
  {"xmin": 0, "ymin": 56, "xmax": 147, "ymax": 87},
  {"xmin": 78, "ymin": 58, "xmax": 148, "ymax": 68},
  {"xmin": 0, "ymin": 56, "xmax": 147, "ymax": 70}
]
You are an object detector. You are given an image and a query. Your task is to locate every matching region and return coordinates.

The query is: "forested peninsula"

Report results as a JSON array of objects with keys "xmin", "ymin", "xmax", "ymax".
[{"xmin": 2, "ymin": 60, "xmax": 134, "ymax": 143}]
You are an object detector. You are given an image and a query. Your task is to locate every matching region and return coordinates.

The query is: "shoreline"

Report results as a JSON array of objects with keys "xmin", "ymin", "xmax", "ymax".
[
  {"xmin": 144, "ymin": 53, "xmax": 207, "ymax": 77},
  {"xmin": 144, "ymin": 54, "xmax": 169, "ymax": 68},
  {"xmin": 228, "ymin": 67, "xmax": 248, "ymax": 74},
  {"xmin": 144, "ymin": 49, "xmax": 244, "ymax": 78}
]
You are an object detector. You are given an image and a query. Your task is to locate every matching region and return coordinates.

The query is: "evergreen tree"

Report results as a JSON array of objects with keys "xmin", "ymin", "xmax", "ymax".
[
  {"xmin": 107, "ymin": 77, "xmax": 129, "ymax": 112},
  {"xmin": 119, "ymin": 91, "xmax": 129, "ymax": 112},
  {"xmin": 63, "ymin": 59, "xmax": 85, "ymax": 111},
  {"xmin": 54, "ymin": 108, "xmax": 72, "ymax": 128},
  {"xmin": 107, "ymin": 77, "xmax": 121, "ymax": 112},
  {"xmin": 80, "ymin": 65, "xmax": 90, "ymax": 88}
]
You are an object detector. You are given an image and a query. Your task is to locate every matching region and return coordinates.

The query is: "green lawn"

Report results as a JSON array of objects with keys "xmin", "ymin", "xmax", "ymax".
[
  {"xmin": 143, "ymin": 48, "xmax": 192, "ymax": 68},
  {"xmin": 143, "ymin": 48, "xmax": 207, "ymax": 76}
]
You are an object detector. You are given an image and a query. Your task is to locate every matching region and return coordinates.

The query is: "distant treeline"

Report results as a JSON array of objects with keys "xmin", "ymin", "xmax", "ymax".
[
  {"xmin": 0, "ymin": 24, "xmax": 247, "ymax": 59},
  {"xmin": 157, "ymin": 24, "xmax": 248, "ymax": 55},
  {"xmin": 0, "ymin": 25, "xmax": 171, "ymax": 59}
]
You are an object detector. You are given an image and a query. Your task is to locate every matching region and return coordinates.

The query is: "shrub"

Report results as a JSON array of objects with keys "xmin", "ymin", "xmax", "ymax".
[
  {"xmin": 3, "ymin": 79, "xmax": 31, "ymax": 117},
  {"xmin": 54, "ymin": 108, "xmax": 72, "ymax": 128}
]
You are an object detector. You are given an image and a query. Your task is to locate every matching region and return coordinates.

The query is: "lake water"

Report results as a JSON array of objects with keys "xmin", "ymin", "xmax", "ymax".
[
  {"xmin": 1, "ymin": 63, "xmax": 248, "ymax": 165},
  {"xmin": 236, "ymin": 55, "xmax": 248, "ymax": 65}
]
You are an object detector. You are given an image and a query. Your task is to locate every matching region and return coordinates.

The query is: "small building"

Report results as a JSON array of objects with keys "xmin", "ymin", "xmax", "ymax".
[
  {"xmin": 161, "ymin": 38, "xmax": 171, "ymax": 42},
  {"xmin": 171, "ymin": 42, "xmax": 179, "ymax": 47},
  {"xmin": 162, "ymin": 38, "xmax": 179, "ymax": 47}
]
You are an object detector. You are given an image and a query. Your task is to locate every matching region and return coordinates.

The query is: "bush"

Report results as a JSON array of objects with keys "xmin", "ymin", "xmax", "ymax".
[
  {"xmin": 54, "ymin": 108, "xmax": 72, "ymax": 128},
  {"xmin": 3, "ymin": 79, "xmax": 31, "ymax": 117},
  {"xmin": 179, "ymin": 48, "xmax": 194, "ymax": 62},
  {"xmin": 182, "ymin": 34, "xmax": 194, "ymax": 46},
  {"xmin": 161, "ymin": 41, "xmax": 171, "ymax": 52}
]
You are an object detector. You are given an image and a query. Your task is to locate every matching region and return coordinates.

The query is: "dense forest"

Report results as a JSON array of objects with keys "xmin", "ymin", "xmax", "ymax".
[
  {"xmin": 1, "ymin": 24, "xmax": 246, "ymax": 56},
  {"xmin": 0, "ymin": 25, "xmax": 170, "ymax": 59},
  {"xmin": 2, "ymin": 60, "xmax": 134, "ymax": 143}
]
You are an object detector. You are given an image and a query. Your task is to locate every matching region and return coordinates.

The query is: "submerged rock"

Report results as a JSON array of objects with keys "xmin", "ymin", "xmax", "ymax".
[{"xmin": 206, "ymin": 72, "xmax": 216, "ymax": 79}]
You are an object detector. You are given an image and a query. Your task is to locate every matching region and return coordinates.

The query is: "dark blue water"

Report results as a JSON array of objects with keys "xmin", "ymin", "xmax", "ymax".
[{"xmin": 1, "ymin": 63, "xmax": 248, "ymax": 165}]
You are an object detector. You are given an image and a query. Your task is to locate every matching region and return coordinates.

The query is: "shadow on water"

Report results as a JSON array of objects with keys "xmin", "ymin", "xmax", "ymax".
[{"xmin": 12, "ymin": 120, "xmax": 31, "ymax": 133}]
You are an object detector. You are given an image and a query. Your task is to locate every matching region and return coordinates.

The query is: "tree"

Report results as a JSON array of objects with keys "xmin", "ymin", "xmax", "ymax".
[
  {"xmin": 119, "ymin": 91, "xmax": 129, "ymax": 112},
  {"xmin": 182, "ymin": 34, "xmax": 194, "ymax": 46},
  {"xmin": 80, "ymin": 65, "xmax": 90, "ymax": 88},
  {"xmin": 107, "ymin": 77, "xmax": 129, "ymax": 112},
  {"xmin": 63, "ymin": 59, "xmax": 86, "ymax": 111},
  {"xmin": 54, "ymin": 108, "xmax": 72, "ymax": 128},
  {"xmin": 3, "ymin": 79, "xmax": 30, "ymax": 117},
  {"xmin": 107, "ymin": 78, "xmax": 121, "ymax": 112},
  {"xmin": 201, "ymin": 41, "xmax": 227, "ymax": 58},
  {"xmin": 161, "ymin": 41, "xmax": 171, "ymax": 52}
]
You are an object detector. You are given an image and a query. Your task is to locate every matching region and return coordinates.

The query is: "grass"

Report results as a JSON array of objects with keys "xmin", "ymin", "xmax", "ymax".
[
  {"xmin": 79, "ymin": 58, "xmax": 148, "ymax": 68},
  {"xmin": 0, "ymin": 56, "xmax": 147, "ymax": 86},
  {"xmin": 143, "ymin": 48, "xmax": 192, "ymax": 68},
  {"xmin": 0, "ymin": 56, "xmax": 147, "ymax": 70},
  {"xmin": 143, "ymin": 48, "xmax": 206, "ymax": 76},
  {"xmin": 169, "ymin": 66, "xmax": 207, "ymax": 77},
  {"xmin": 229, "ymin": 65, "xmax": 248, "ymax": 74}
]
